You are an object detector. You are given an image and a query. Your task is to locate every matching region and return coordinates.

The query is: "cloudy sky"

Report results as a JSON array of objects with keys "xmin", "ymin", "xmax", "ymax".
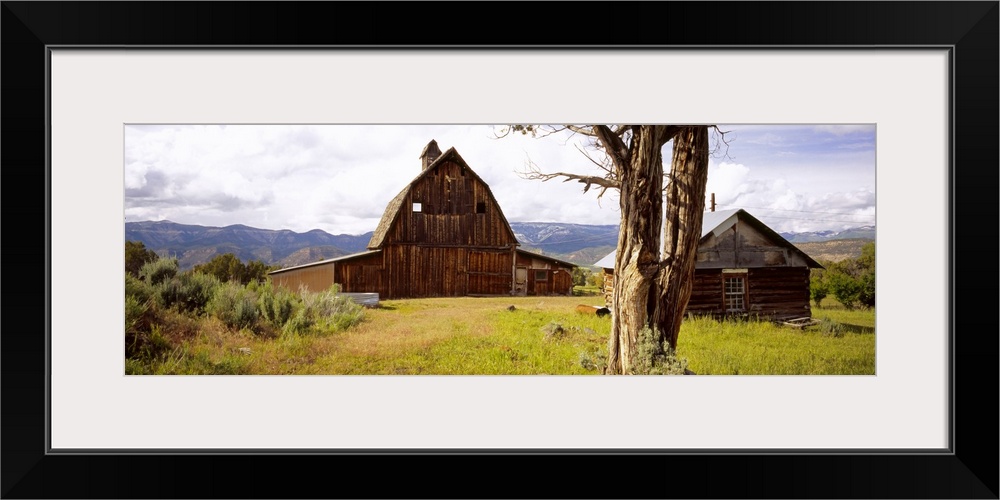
[{"xmin": 124, "ymin": 124, "xmax": 876, "ymax": 236}]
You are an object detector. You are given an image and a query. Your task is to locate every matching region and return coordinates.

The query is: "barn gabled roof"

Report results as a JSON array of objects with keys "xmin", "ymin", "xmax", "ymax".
[
  {"xmin": 593, "ymin": 208, "xmax": 823, "ymax": 269},
  {"xmin": 367, "ymin": 146, "xmax": 519, "ymax": 249}
]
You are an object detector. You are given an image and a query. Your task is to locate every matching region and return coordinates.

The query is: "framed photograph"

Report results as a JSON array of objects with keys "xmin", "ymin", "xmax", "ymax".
[{"xmin": 3, "ymin": 2, "xmax": 996, "ymax": 498}]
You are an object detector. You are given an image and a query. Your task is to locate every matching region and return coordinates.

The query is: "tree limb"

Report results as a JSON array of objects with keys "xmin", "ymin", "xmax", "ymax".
[
  {"xmin": 593, "ymin": 125, "xmax": 631, "ymax": 172},
  {"xmin": 516, "ymin": 159, "xmax": 619, "ymax": 199}
]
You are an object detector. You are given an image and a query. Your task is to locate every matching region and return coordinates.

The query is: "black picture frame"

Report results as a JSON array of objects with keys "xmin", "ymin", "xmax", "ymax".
[{"xmin": 3, "ymin": 2, "xmax": 997, "ymax": 498}]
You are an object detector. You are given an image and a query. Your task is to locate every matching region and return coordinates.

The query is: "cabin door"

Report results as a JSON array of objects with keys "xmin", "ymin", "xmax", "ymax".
[{"xmin": 514, "ymin": 266, "xmax": 527, "ymax": 296}]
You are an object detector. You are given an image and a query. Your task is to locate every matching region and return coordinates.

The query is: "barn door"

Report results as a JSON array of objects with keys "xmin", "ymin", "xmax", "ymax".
[{"xmin": 514, "ymin": 266, "xmax": 527, "ymax": 296}]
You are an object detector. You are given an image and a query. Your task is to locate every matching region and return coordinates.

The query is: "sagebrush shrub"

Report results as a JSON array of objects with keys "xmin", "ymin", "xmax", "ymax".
[
  {"xmin": 139, "ymin": 256, "xmax": 179, "ymax": 286},
  {"xmin": 541, "ymin": 321, "xmax": 565, "ymax": 341},
  {"xmin": 208, "ymin": 282, "xmax": 260, "ymax": 330},
  {"xmin": 256, "ymin": 280, "xmax": 297, "ymax": 328},
  {"xmin": 125, "ymin": 295, "xmax": 148, "ymax": 336},
  {"xmin": 157, "ymin": 271, "xmax": 220, "ymax": 313},
  {"xmin": 125, "ymin": 273, "xmax": 155, "ymax": 305},
  {"xmin": 819, "ymin": 318, "xmax": 844, "ymax": 337},
  {"xmin": 632, "ymin": 325, "xmax": 689, "ymax": 375},
  {"xmin": 282, "ymin": 285, "xmax": 364, "ymax": 335}
]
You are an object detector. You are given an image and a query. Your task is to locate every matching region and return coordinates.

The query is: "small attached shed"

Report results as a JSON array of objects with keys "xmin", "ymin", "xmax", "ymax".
[
  {"xmin": 514, "ymin": 249, "xmax": 576, "ymax": 296},
  {"xmin": 595, "ymin": 208, "xmax": 824, "ymax": 320},
  {"xmin": 269, "ymin": 140, "xmax": 575, "ymax": 299}
]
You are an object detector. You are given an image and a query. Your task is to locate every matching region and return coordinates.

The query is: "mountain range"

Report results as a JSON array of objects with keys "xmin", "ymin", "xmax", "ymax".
[
  {"xmin": 779, "ymin": 225, "xmax": 876, "ymax": 242},
  {"xmin": 125, "ymin": 220, "xmax": 874, "ymax": 270}
]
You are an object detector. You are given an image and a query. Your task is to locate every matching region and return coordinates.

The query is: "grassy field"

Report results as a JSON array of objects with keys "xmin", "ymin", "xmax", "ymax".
[{"xmin": 130, "ymin": 294, "xmax": 874, "ymax": 375}]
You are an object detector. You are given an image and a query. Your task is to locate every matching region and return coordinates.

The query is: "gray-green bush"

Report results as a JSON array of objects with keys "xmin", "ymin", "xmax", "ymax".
[
  {"xmin": 208, "ymin": 282, "xmax": 260, "ymax": 330},
  {"xmin": 126, "ymin": 273, "xmax": 155, "ymax": 304},
  {"xmin": 254, "ymin": 280, "xmax": 297, "ymax": 328},
  {"xmin": 157, "ymin": 271, "xmax": 220, "ymax": 314},
  {"xmin": 139, "ymin": 256, "xmax": 179, "ymax": 286},
  {"xmin": 283, "ymin": 285, "xmax": 364, "ymax": 336},
  {"xmin": 632, "ymin": 325, "xmax": 689, "ymax": 375}
]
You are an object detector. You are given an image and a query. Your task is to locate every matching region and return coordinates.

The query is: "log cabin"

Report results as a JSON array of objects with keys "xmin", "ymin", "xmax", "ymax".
[
  {"xmin": 269, "ymin": 140, "xmax": 576, "ymax": 299},
  {"xmin": 594, "ymin": 208, "xmax": 824, "ymax": 320}
]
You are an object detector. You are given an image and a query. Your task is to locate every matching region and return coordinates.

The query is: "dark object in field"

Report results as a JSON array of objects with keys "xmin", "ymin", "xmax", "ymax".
[
  {"xmin": 506, "ymin": 305, "xmax": 516, "ymax": 311},
  {"xmin": 576, "ymin": 304, "xmax": 611, "ymax": 317}
]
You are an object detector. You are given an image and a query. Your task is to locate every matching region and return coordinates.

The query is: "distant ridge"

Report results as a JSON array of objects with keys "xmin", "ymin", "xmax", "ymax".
[
  {"xmin": 125, "ymin": 220, "xmax": 371, "ymax": 270},
  {"xmin": 125, "ymin": 220, "xmax": 875, "ymax": 270},
  {"xmin": 780, "ymin": 225, "xmax": 875, "ymax": 243}
]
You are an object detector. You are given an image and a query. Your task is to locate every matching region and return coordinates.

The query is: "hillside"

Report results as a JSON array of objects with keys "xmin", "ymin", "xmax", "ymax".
[
  {"xmin": 125, "ymin": 220, "xmax": 874, "ymax": 270},
  {"xmin": 795, "ymin": 238, "xmax": 874, "ymax": 263},
  {"xmin": 125, "ymin": 220, "xmax": 371, "ymax": 270}
]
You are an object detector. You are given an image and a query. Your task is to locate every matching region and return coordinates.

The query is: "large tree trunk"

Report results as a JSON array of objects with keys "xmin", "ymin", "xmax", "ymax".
[
  {"xmin": 653, "ymin": 126, "xmax": 710, "ymax": 351},
  {"xmin": 606, "ymin": 126, "xmax": 665, "ymax": 374},
  {"xmin": 606, "ymin": 126, "xmax": 709, "ymax": 374}
]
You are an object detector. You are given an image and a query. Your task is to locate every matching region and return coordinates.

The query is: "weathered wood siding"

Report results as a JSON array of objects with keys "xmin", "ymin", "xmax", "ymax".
[
  {"xmin": 746, "ymin": 267, "xmax": 811, "ymax": 319},
  {"xmin": 330, "ymin": 246, "xmax": 511, "ymax": 299},
  {"xmin": 467, "ymin": 249, "xmax": 516, "ymax": 296},
  {"xmin": 515, "ymin": 253, "xmax": 574, "ymax": 296},
  {"xmin": 602, "ymin": 268, "xmax": 614, "ymax": 305},
  {"xmin": 389, "ymin": 160, "xmax": 518, "ymax": 247},
  {"xmin": 697, "ymin": 219, "xmax": 812, "ymax": 268},
  {"xmin": 685, "ymin": 268, "xmax": 726, "ymax": 315},
  {"xmin": 685, "ymin": 267, "xmax": 811, "ymax": 319},
  {"xmin": 333, "ymin": 252, "xmax": 386, "ymax": 295}
]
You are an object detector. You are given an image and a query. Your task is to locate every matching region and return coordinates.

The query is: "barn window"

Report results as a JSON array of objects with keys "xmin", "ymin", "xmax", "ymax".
[
  {"xmin": 724, "ymin": 275, "xmax": 746, "ymax": 312},
  {"xmin": 476, "ymin": 202, "xmax": 486, "ymax": 214},
  {"xmin": 412, "ymin": 202, "xmax": 422, "ymax": 213},
  {"xmin": 535, "ymin": 270, "xmax": 547, "ymax": 281}
]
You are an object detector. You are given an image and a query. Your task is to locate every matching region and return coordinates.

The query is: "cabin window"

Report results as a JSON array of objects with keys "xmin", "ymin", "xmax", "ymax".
[
  {"xmin": 724, "ymin": 276, "xmax": 746, "ymax": 312},
  {"xmin": 412, "ymin": 202, "xmax": 422, "ymax": 213},
  {"xmin": 476, "ymin": 202, "xmax": 486, "ymax": 214},
  {"xmin": 535, "ymin": 270, "xmax": 547, "ymax": 281}
]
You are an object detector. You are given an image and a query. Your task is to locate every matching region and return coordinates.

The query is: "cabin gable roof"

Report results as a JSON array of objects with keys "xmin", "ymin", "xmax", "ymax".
[{"xmin": 593, "ymin": 208, "xmax": 823, "ymax": 269}]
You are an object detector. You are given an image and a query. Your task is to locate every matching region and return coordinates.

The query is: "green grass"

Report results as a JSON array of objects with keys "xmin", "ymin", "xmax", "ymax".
[
  {"xmin": 572, "ymin": 285, "xmax": 602, "ymax": 296},
  {"xmin": 678, "ymin": 299, "xmax": 875, "ymax": 375},
  {"xmin": 127, "ymin": 295, "xmax": 874, "ymax": 375}
]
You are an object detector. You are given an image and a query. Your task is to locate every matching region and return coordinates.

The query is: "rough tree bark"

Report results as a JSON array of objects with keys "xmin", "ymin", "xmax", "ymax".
[
  {"xmin": 605, "ymin": 126, "xmax": 709, "ymax": 375},
  {"xmin": 508, "ymin": 124, "xmax": 711, "ymax": 375}
]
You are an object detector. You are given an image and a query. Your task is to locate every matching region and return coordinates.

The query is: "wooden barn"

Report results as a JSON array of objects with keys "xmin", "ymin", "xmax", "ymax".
[
  {"xmin": 595, "ymin": 208, "xmax": 824, "ymax": 320},
  {"xmin": 269, "ymin": 140, "xmax": 576, "ymax": 299}
]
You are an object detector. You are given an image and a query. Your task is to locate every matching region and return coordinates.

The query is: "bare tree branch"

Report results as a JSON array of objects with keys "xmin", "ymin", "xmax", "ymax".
[
  {"xmin": 708, "ymin": 125, "xmax": 734, "ymax": 161},
  {"xmin": 516, "ymin": 159, "xmax": 620, "ymax": 200},
  {"xmin": 593, "ymin": 125, "xmax": 631, "ymax": 172}
]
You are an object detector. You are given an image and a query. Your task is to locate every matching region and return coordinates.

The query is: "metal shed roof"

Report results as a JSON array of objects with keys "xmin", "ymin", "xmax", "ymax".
[{"xmin": 268, "ymin": 249, "xmax": 382, "ymax": 275}]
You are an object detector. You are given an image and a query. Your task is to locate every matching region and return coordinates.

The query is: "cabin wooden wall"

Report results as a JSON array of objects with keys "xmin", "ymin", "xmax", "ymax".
[
  {"xmin": 686, "ymin": 268, "xmax": 726, "ymax": 315},
  {"xmin": 686, "ymin": 267, "xmax": 811, "ymax": 319},
  {"xmin": 602, "ymin": 268, "xmax": 614, "ymax": 305},
  {"xmin": 605, "ymin": 266, "xmax": 812, "ymax": 320},
  {"xmin": 389, "ymin": 160, "xmax": 517, "ymax": 247},
  {"xmin": 746, "ymin": 267, "xmax": 811, "ymax": 319}
]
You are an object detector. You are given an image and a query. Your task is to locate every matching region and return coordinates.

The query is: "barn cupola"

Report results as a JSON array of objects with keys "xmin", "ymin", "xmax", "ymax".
[{"xmin": 420, "ymin": 140, "xmax": 442, "ymax": 171}]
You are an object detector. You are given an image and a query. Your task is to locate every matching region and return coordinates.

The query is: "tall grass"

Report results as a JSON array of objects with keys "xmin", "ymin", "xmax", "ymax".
[
  {"xmin": 126, "ymin": 292, "xmax": 874, "ymax": 375},
  {"xmin": 677, "ymin": 310, "xmax": 875, "ymax": 375}
]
